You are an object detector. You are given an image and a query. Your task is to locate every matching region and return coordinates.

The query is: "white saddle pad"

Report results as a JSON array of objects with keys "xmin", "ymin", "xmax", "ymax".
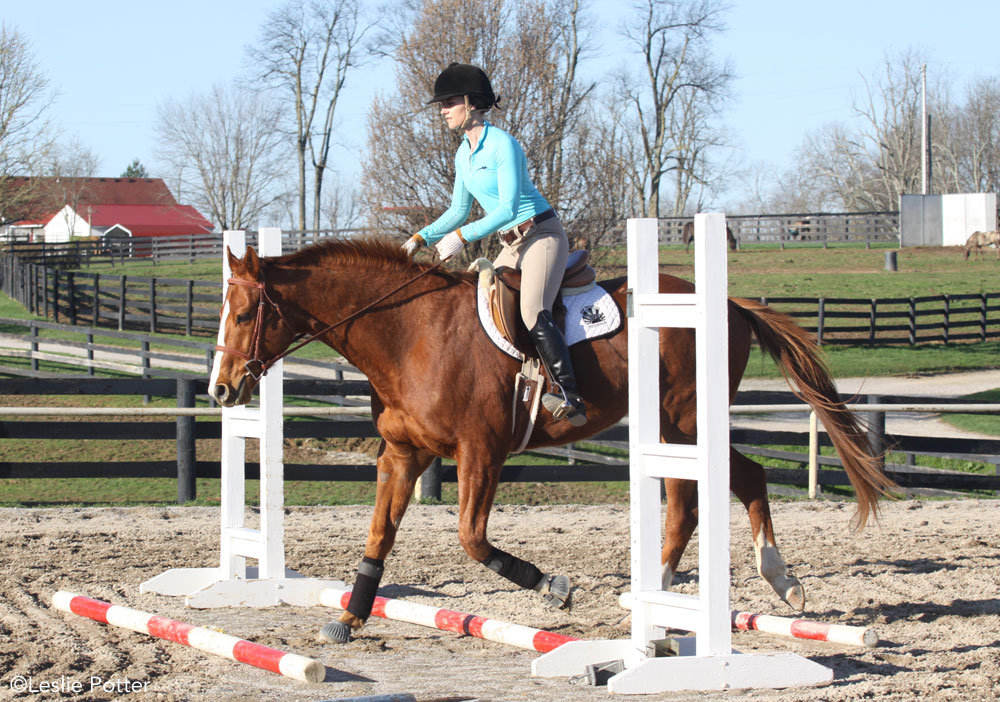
[{"xmin": 476, "ymin": 283, "xmax": 623, "ymax": 360}]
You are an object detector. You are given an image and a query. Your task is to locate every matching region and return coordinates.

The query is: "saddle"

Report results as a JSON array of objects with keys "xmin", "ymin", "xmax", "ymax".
[
  {"xmin": 469, "ymin": 251, "xmax": 597, "ymax": 453},
  {"xmin": 475, "ymin": 250, "xmax": 597, "ymax": 357}
]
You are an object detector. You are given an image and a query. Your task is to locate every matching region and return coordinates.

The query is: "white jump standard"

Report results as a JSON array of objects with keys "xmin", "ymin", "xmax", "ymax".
[
  {"xmin": 140, "ymin": 228, "xmax": 341, "ymax": 608},
  {"xmin": 532, "ymin": 215, "xmax": 834, "ymax": 693}
]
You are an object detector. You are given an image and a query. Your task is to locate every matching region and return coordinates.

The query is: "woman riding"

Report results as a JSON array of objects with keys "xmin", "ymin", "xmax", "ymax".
[{"xmin": 401, "ymin": 62, "xmax": 586, "ymax": 426}]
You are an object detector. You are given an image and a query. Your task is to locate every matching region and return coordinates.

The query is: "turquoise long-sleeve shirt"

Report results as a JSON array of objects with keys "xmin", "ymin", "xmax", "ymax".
[{"xmin": 416, "ymin": 122, "xmax": 550, "ymax": 244}]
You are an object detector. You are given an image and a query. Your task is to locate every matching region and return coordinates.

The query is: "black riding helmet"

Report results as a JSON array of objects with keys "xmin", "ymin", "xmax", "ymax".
[{"xmin": 428, "ymin": 62, "xmax": 499, "ymax": 110}]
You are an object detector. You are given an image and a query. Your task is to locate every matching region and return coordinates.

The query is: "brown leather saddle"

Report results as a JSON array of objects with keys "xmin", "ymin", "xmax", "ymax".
[{"xmin": 488, "ymin": 249, "xmax": 596, "ymax": 357}]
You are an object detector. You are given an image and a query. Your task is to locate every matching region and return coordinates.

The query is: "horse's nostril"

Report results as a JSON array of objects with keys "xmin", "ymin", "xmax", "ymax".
[{"xmin": 213, "ymin": 384, "xmax": 229, "ymax": 403}]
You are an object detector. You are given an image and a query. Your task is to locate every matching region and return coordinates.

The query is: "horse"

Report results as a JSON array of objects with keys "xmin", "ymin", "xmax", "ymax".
[
  {"xmin": 683, "ymin": 220, "xmax": 737, "ymax": 252},
  {"xmin": 209, "ymin": 236, "xmax": 894, "ymax": 644},
  {"xmin": 963, "ymin": 230, "xmax": 1000, "ymax": 260}
]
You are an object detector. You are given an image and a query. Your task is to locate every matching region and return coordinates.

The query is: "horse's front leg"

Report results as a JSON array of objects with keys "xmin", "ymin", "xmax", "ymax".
[
  {"xmin": 456, "ymin": 445, "xmax": 572, "ymax": 609},
  {"xmin": 318, "ymin": 439, "xmax": 433, "ymax": 643},
  {"xmin": 661, "ymin": 477, "xmax": 697, "ymax": 589}
]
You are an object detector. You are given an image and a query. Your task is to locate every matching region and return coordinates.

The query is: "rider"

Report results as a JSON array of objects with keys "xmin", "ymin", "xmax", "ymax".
[{"xmin": 401, "ymin": 62, "xmax": 586, "ymax": 427}]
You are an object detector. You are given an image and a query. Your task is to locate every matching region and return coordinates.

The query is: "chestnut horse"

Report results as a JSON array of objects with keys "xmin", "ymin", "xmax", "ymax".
[{"xmin": 209, "ymin": 236, "xmax": 893, "ymax": 644}]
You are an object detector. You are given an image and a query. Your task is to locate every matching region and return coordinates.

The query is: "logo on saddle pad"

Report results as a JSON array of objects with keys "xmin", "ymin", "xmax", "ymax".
[{"xmin": 580, "ymin": 305, "xmax": 605, "ymax": 325}]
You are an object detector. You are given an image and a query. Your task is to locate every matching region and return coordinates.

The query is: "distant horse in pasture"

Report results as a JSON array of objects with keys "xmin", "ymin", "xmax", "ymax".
[
  {"xmin": 963, "ymin": 230, "xmax": 1000, "ymax": 260},
  {"xmin": 683, "ymin": 220, "xmax": 738, "ymax": 252}
]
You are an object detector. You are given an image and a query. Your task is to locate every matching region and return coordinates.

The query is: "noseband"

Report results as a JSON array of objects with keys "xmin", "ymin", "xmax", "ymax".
[{"xmin": 215, "ymin": 260, "xmax": 448, "ymax": 380}]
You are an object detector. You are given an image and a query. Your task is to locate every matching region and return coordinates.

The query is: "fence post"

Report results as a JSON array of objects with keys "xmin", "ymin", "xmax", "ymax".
[
  {"xmin": 981, "ymin": 293, "xmax": 988, "ymax": 342},
  {"xmin": 52, "ymin": 269, "xmax": 60, "ymax": 323},
  {"xmin": 816, "ymin": 298, "xmax": 825, "ymax": 346},
  {"xmin": 67, "ymin": 271, "xmax": 77, "ymax": 325},
  {"xmin": 908, "ymin": 298, "xmax": 916, "ymax": 345},
  {"xmin": 141, "ymin": 340, "xmax": 151, "ymax": 404},
  {"xmin": 418, "ymin": 457, "xmax": 443, "ymax": 501},
  {"xmin": 93, "ymin": 273, "xmax": 101, "ymax": 326},
  {"xmin": 866, "ymin": 394, "xmax": 886, "ymax": 472},
  {"xmin": 185, "ymin": 280, "xmax": 194, "ymax": 336},
  {"xmin": 176, "ymin": 378, "xmax": 197, "ymax": 504},
  {"xmin": 30, "ymin": 322, "xmax": 39, "ymax": 372},
  {"xmin": 86, "ymin": 331, "xmax": 95, "ymax": 376},
  {"xmin": 868, "ymin": 299, "xmax": 876, "ymax": 346},
  {"xmin": 942, "ymin": 294, "xmax": 950, "ymax": 345},
  {"xmin": 149, "ymin": 279, "xmax": 157, "ymax": 334},
  {"xmin": 808, "ymin": 410, "xmax": 820, "ymax": 499},
  {"xmin": 118, "ymin": 275, "xmax": 126, "ymax": 331}
]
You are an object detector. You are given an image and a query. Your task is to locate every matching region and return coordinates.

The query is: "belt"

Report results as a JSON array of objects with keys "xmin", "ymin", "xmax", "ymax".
[{"xmin": 498, "ymin": 209, "xmax": 556, "ymax": 245}]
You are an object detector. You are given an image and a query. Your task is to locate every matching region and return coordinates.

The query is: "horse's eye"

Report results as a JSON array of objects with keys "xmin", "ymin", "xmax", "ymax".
[{"xmin": 235, "ymin": 312, "xmax": 253, "ymax": 325}]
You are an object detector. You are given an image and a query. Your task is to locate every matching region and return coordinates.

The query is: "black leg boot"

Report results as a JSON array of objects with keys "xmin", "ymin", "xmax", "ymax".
[{"xmin": 529, "ymin": 310, "xmax": 587, "ymax": 426}]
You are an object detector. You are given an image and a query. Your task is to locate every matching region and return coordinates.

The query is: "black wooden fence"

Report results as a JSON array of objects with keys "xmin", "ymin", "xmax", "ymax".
[
  {"xmin": 1, "ymin": 256, "xmax": 221, "ymax": 335},
  {"xmin": 1, "ymin": 378, "xmax": 998, "ymax": 504},
  {"xmin": 761, "ymin": 293, "xmax": 1000, "ymax": 345},
  {"xmin": 0, "ymin": 230, "xmax": 372, "ymax": 267},
  {"xmin": 4, "ymin": 251, "xmax": 1000, "ymax": 346}
]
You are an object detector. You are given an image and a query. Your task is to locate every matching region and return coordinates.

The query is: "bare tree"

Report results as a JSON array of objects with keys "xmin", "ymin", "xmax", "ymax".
[
  {"xmin": 321, "ymin": 172, "xmax": 363, "ymax": 231},
  {"xmin": 248, "ymin": 0, "xmax": 369, "ymax": 232},
  {"xmin": 155, "ymin": 83, "xmax": 288, "ymax": 230},
  {"xmin": 618, "ymin": 0, "xmax": 733, "ymax": 217},
  {"xmin": 44, "ymin": 137, "xmax": 101, "ymax": 237},
  {"xmin": 934, "ymin": 75, "xmax": 1000, "ymax": 195},
  {"xmin": 787, "ymin": 50, "xmax": 940, "ymax": 211},
  {"xmin": 0, "ymin": 23, "xmax": 56, "ymax": 225}
]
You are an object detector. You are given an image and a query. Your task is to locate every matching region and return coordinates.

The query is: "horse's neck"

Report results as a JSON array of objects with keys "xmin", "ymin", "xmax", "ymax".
[{"xmin": 275, "ymin": 263, "xmax": 453, "ymax": 380}]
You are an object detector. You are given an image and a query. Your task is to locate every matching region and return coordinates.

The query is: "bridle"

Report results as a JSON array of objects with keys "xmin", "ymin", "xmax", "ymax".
[{"xmin": 215, "ymin": 260, "xmax": 448, "ymax": 380}]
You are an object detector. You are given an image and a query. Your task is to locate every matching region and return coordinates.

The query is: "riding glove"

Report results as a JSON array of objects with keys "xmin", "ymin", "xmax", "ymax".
[
  {"xmin": 401, "ymin": 234, "xmax": 424, "ymax": 256},
  {"xmin": 435, "ymin": 230, "xmax": 466, "ymax": 261}
]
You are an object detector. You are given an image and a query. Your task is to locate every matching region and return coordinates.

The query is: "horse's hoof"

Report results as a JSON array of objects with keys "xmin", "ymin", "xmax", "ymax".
[
  {"xmin": 535, "ymin": 574, "xmax": 572, "ymax": 609},
  {"xmin": 783, "ymin": 581, "xmax": 806, "ymax": 612},
  {"xmin": 317, "ymin": 621, "xmax": 351, "ymax": 644}
]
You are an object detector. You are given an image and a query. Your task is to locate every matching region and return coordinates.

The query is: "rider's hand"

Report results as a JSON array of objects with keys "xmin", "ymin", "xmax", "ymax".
[
  {"xmin": 401, "ymin": 234, "xmax": 424, "ymax": 256},
  {"xmin": 435, "ymin": 230, "xmax": 466, "ymax": 261}
]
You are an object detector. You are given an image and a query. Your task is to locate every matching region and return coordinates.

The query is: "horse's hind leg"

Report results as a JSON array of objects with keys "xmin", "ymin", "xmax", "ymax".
[
  {"xmin": 319, "ymin": 439, "xmax": 434, "ymax": 643},
  {"xmin": 731, "ymin": 448, "xmax": 805, "ymax": 611},
  {"xmin": 456, "ymin": 446, "xmax": 571, "ymax": 609}
]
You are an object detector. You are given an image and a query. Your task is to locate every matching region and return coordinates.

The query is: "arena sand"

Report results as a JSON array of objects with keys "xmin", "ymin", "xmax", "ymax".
[{"xmin": 1, "ymin": 500, "xmax": 998, "ymax": 701}]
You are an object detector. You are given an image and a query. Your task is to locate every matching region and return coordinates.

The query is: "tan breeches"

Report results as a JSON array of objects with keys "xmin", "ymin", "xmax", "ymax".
[{"xmin": 492, "ymin": 217, "xmax": 568, "ymax": 329}]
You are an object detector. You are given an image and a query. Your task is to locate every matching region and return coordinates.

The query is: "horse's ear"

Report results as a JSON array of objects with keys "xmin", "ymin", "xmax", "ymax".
[
  {"xmin": 244, "ymin": 246, "xmax": 261, "ymax": 278},
  {"xmin": 226, "ymin": 245, "xmax": 242, "ymax": 274}
]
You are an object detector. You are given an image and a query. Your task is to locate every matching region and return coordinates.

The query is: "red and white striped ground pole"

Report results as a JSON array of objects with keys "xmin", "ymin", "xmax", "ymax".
[
  {"xmin": 53, "ymin": 591, "xmax": 325, "ymax": 683},
  {"xmin": 732, "ymin": 611, "xmax": 879, "ymax": 648},
  {"xmin": 318, "ymin": 587, "xmax": 577, "ymax": 654},
  {"xmin": 617, "ymin": 591, "xmax": 877, "ymax": 647}
]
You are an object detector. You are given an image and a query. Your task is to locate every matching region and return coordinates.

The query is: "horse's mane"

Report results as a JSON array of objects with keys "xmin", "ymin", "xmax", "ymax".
[{"xmin": 274, "ymin": 235, "xmax": 433, "ymax": 274}]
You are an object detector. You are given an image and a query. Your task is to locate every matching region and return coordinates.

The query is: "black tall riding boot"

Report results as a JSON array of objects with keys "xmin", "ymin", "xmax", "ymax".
[{"xmin": 529, "ymin": 310, "xmax": 587, "ymax": 426}]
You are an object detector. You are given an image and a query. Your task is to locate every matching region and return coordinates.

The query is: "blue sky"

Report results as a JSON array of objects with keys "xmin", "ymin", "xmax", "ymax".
[{"xmin": 5, "ymin": 1, "xmax": 999, "ymax": 208}]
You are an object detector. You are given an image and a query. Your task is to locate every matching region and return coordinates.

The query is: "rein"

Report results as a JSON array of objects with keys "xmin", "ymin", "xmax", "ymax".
[{"xmin": 216, "ymin": 260, "xmax": 447, "ymax": 379}]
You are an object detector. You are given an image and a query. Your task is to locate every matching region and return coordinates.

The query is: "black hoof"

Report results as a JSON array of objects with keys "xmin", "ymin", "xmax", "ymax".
[
  {"xmin": 535, "ymin": 573, "xmax": 572, "ymax": 609},
  {"xmin": 318, "ymin": 621, "xmax": 351, "ymax": 644}
]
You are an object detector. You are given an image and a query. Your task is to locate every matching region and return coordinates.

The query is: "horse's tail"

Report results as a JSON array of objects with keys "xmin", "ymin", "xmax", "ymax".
[{"xmin": 731, "ymin": 297, "xmax": 897, "ymax": 530}]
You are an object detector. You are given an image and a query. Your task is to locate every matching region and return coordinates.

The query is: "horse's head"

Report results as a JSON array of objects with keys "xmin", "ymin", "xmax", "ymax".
[{"xmin": 209, "ymin": 245, "xmax": 296, "ymax": 407}]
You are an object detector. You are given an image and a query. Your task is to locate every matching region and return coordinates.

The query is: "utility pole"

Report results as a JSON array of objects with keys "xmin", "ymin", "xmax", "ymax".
[{"xmin": 921, "ymin": 63, "xmax": 928, "ymax": 195}]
